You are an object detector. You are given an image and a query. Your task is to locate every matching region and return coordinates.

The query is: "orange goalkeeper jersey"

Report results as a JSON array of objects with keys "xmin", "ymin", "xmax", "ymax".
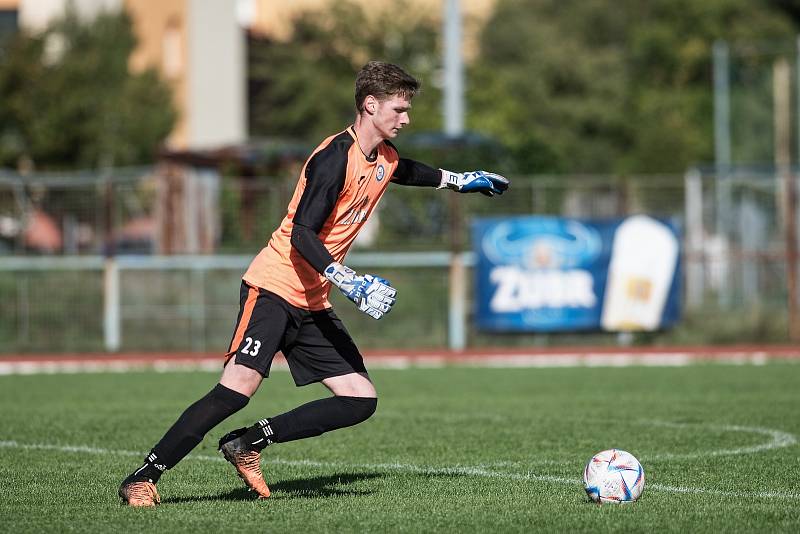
[{"xmin": 243, "ymin": 127, "xmax": 399, "ymax": 310}]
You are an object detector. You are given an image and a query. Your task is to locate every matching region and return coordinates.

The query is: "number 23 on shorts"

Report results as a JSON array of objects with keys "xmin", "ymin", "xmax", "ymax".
[{"xmin": 241, "ymin": 337, "xmax": 261, "ymax": 356}]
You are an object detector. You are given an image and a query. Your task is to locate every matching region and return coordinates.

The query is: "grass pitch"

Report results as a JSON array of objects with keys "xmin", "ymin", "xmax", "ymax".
[{"xmin": 1, "ymin": 363, "xmax": 799, "ymax": 532}]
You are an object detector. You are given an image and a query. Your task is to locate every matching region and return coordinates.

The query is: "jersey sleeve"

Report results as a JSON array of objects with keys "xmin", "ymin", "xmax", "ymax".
[
  {"xmin": 290, "ymin": 146, "xmax": 348, "ymax": 273},
  {"xmin": 391, "ymin": 157, "xmax": 442, "ymax": 187}
]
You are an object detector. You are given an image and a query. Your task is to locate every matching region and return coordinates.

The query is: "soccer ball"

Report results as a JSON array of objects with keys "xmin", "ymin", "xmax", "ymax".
[{"xmin": 583, "ymin": 449, "xmax": 645, "ymax": 504}]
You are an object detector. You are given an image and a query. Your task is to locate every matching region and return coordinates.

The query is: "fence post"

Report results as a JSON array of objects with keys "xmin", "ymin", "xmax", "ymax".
[
  {"xmin": 713, "ymin": 40, "xmax": 732, "ymax": 234},
  {"xmin": 191, "ymin": 267, "xmax": 206, "ymax": 352},
  {"xmin": 684, "ymin": 168, "xmax": 704, "ymax": 308},
  {"xmin": 774, "ymin": 57, "xmax": 800, "ymax": 340},
  {"xmin": 103, "ymin": 257, "xmax": 121, "ymax": 352},
  {"xmin": 448, "ymin": 252, "xmax": 467, "ymax": 351}
]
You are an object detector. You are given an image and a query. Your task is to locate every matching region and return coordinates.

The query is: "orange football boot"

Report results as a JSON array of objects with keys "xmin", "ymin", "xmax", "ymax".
[
  {"xmin": 119, "ymin": 476, "xmax": 161, "ymax": 507},
  {"xmin": 219, "ymin": 428, "xmax": 271, "ymax": 498}
]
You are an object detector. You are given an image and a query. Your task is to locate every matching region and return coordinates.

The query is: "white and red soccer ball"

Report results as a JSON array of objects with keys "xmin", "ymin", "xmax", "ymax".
[{"xmin": 583, "ymin": 449, "xmax": 645, "ymax": 504}]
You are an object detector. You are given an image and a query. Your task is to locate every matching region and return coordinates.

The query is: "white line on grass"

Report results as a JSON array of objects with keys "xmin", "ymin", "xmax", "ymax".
[
  {"xmin": 642, "ymin": 421, "xmax": 798, "ymax": 460},
  {"xmin": 1, "ymin": 439, "xmax": 798, "ymax": 501},
  {"xmin": 434, "ymin": 421, "xmax": 799, "ymax": 467}
]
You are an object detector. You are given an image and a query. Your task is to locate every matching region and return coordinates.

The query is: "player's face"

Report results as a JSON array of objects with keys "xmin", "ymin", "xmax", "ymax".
[{"xmin": 374, "ymin": 94, "xmax": 412, "ymax": 139}]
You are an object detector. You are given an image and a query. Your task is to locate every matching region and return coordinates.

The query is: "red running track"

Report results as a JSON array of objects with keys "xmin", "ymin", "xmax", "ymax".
[{"xmin": 1, "ymin": 346, "xmax": 799, "ymax": 374}]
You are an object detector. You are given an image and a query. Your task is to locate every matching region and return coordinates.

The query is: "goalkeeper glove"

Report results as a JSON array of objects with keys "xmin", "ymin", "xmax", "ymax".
[
  {"xmin": 439, "ymin": 170, "xmax": 509, "ymax": 196},
  {"xmin": 324, "ymin": 262, "xmax": 397, "ymax": 320}
]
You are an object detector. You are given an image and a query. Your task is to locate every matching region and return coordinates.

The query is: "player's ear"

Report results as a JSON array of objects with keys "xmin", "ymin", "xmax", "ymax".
[{"xmin": 364, "ymin": 96, "xmax": 378, "ymax": 115}]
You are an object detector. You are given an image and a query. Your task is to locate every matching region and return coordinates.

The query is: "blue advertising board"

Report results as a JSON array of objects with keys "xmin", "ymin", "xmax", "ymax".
[{"xmin": 472, "ymin": 215, "xmax": 681, "ymax": 332}]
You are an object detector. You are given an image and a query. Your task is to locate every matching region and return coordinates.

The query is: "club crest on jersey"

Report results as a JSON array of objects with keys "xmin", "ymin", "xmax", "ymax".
[{"xmin": 376, "ymin": 164, "xmax": 385, "ymax": 181}]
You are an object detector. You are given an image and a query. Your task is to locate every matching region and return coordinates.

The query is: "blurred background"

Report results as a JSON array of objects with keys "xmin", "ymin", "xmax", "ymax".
[{"xmin": 0, "ymin": 0, "xmax": 798, "ymax": 354}]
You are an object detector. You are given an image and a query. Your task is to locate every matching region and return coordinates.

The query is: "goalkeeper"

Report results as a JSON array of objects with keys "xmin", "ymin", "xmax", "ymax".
[{"xmin": 119, "ymin": 61, "xmax": 509, "ymax": 506}]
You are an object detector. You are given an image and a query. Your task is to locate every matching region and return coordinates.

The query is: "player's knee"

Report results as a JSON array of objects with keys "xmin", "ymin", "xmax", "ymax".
[
  {"xmin": 344, "ymin": 396, "xmax": 378, "ymax": 424},
  {"xmin": 219, "ymin": 359, "xmax": 263, "ymax": 398}
]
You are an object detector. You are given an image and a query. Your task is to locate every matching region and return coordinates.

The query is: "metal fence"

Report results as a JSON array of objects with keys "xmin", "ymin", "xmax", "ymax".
[
  {"xmin": 0, "ymin": 167, "xmax": 796, "ymax": 353},
  {"xmin": 684, "ymin": 167, "xmax": 800, "ymax": 310},
  {"xmin": 0, "ymin": 167, "xmax": 687, "ymax": 255}
]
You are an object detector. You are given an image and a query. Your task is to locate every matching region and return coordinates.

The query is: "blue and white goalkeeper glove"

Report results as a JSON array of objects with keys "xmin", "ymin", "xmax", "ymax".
[
  {"xmin": 324, "ymin": 262, "xmax": 397, "ymax": 320},
  {"xmin": 439, "ymin": 170, "xmax": 510, "ymax": 196}
]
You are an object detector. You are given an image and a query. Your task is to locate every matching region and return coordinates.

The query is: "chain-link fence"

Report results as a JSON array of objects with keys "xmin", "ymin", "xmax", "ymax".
[
  {"xmin": 0, "ymin": 167, "xmax": 796, "ymax": 352},
  {"xmin": 684, "ymin": 167, "xmax": 800, "ymax": 318},
  {"xmin": 0, "ymin": 168, "xmax": 157, "ymax": 255},
  {"xmin": 0, "ymin": 168, "xmax": 688, "ymax": 255}
]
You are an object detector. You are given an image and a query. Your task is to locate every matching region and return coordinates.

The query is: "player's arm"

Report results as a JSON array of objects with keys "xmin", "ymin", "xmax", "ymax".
[
  {"xmin": 290, "ymin": 149, "xmax": 343, "ymax": 273},
  {"xmin": 391, "ymin": 156, "xmax": 509, "ymax": 197},
  {"xmin": 391, "ymin": 158, "xmax": 442, "ymax": 187},
  {"xmin": 290, "ymin": 148, "xmax": 397, "ymax": 320}
]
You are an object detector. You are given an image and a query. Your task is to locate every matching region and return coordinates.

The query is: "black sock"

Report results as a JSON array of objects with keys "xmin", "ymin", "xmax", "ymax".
[
  {"xmin": 239, "ymin": 396, "xmax": 377, "ymax": 452},
  {"xmin": 130, "ymin": 384, "xmax": 249, "ymax": 483}
]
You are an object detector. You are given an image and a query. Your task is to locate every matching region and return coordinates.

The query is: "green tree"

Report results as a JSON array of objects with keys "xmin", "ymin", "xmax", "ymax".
[
  {"xmin": 471, "ymin": 0, "xmax": 797, "ymax": 173},
  {"xmin": 248, "ymin": 0, "xmax": 442, "ymax": 143},
  {"xmin": 0, "ymin": 8, "xmax": 175, "ymax": 170}
]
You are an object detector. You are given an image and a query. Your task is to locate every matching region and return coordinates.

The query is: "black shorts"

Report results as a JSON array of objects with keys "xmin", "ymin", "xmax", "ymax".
[{"xmin": 225, "ymin": 281, "xmax": 367, "ymax": 386}]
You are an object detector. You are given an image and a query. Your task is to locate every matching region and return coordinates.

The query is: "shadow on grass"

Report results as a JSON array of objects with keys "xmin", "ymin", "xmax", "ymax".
[
  {"xmin": 272, "ymin": 471, "xmax": 383, "ymax": 499},
  {"xmin": 163, "ymin": 472, "xmax": 383, "ymax": 504}
]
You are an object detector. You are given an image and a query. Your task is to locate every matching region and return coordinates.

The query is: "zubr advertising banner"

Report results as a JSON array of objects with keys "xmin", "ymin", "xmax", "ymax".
[{"xmin": 473, "ymin": 215, "xmax": 681, "ymax": 332}]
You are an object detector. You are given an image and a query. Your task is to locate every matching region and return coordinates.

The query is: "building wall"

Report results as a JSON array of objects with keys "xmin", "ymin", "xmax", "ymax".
[
  {"xmin": 126, "ymin": 0, "xmax": 245, "ymax": 150},
  {"xmin": 247, "ymin": 0, "xmax": 495, "ymax": 56},
  {"xmin": 186, "ymin": 0, "xmax": 245, "ymax": 149},
  {"xmin": 124, "ymin": 0, "xmax": 189, "ymax": 148},
  {"xmin": 0, "ymin": 0, "xmax": 19, "ymax": 39},
  {"xmin": 18, "ymin": 0, "xmax": 121, "ymax": 31}
]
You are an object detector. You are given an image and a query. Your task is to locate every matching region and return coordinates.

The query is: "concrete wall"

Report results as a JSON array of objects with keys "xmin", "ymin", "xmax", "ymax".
[
  {"xmin": 125, "ymin": 0, "xmax": 189, "ymax": 148},
  {"xmin": 186, "ymin": 0, "xmax": 245, "ymax": 149},
  {"xmin": 127, "ymin": 0, "xmax": 245, "ymax": 150}
]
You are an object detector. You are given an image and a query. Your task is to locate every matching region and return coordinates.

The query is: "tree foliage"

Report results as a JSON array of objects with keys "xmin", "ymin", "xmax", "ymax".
[
  {"xmin": 248, "ymin": 0, "xmax": 443, "ymax": 143},
  {"xmin": 0, "ymin": 8, "xmax": 176, "ymax": 170},
  {"xmin": 8, "ymin": 1, "xmax": 791, "ymax": 173},
  {"xmin": 472, "ymin": 0, "xmax": 798, "ymax": 173},
  {"xmin": 249, "ymin": 0, "xmax": 798, "ymax": 174}
]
